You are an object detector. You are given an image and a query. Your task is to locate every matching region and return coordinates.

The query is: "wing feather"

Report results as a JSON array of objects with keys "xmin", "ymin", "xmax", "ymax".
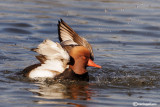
[
  {"xmin": 58, "ymin": 19, "xmax": 94, "ymax": 60},
  {"xmin": 33, "ymin": 39, "xmax": 69, "ymax": 63}
]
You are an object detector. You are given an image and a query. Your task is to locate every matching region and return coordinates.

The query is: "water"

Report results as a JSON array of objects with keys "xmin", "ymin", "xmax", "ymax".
[{"xmin": 0, "ymin": 0, "xmax": 160, "ymax": 106}]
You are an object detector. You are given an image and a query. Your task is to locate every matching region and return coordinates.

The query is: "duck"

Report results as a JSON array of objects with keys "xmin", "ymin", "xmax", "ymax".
[{"xmin": 22, "ymin": 19, "xmax": 101, "ymax": 81}]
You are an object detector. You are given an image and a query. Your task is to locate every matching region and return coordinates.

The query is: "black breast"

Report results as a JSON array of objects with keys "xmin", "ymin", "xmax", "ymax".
[{"xmin": 54, "ymin": 68, "xmax": 89, "ymax": 81}]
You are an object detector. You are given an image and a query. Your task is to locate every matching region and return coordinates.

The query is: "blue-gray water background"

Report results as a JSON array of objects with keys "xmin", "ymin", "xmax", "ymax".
[{"xmin": 0, "ymin": 0, "xmax": 160, "ymax": 106}]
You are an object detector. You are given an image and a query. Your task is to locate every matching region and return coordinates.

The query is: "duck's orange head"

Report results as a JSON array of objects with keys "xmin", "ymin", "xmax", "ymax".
[{"xmin": 69, "ymin": 46, "xmax": 101, "ymax": 75}]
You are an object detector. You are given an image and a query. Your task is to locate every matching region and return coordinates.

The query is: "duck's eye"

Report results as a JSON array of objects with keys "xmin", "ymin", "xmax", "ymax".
[
  {"xmin": 82, "ymin": 56, "xmax": 86, "ymax": 60},
  {"xmin": 82, "ymin": 56, "xmax": 89, "ymax": 60}
]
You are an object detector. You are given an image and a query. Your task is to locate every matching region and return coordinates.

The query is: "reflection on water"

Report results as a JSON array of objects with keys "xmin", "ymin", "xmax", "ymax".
[
  {"xmin": 0, "ymin": 0, "xmax": 160, "ymax": 106},
  {"xmin": 30, "ymin": 82, "xmax": 91, "ymax": 106}
]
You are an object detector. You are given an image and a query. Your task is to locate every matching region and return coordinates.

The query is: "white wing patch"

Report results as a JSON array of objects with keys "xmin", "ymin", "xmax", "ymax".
[
  {"xmin": 29, "ymin": 39, "xmax": 70, "ymax": 78},
  {"xmin": 34, "ymin": 39, "xmax": 69, "ymax": 61},
  {"xmin": 61, "ymin": 40, "xmax": 78, "ymax": 46}
]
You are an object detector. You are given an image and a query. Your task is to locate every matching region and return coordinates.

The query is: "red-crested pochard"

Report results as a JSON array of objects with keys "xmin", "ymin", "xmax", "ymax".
[{"xmin": 22, "ymin": 19, "xmax": 101, "ymax": 81}]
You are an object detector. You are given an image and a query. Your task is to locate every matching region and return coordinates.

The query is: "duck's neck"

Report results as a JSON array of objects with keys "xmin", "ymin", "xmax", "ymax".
[{"xmin": 69, "ymin": 59, "xmax": 87, "ymax": 75}]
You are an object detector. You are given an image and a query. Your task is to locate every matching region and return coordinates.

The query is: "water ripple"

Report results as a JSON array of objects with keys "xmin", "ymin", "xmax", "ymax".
[{"xmin": 2, "ymin": 28, "xmax": 32, "ymax": 34}]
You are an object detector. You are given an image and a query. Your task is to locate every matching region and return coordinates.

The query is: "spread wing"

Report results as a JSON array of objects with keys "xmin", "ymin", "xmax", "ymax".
[
  {"xmin": 32, "ymin": 39, "xmax": 69, "ymax": 64},
  {"xmin": 58, "ymin": 19, "xmax": 94, "ymax": 60}
]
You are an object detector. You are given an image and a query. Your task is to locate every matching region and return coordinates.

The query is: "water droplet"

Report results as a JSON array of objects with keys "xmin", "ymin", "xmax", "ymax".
[{"xmin": 105, "ymin": 9, "xmax": 107, "ymax": 13}]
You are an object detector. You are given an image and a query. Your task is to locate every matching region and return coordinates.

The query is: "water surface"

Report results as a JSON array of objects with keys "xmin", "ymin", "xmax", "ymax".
[{"xmin": 0, "ymin": 0, "xmax": 160, "ymax": 106}]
